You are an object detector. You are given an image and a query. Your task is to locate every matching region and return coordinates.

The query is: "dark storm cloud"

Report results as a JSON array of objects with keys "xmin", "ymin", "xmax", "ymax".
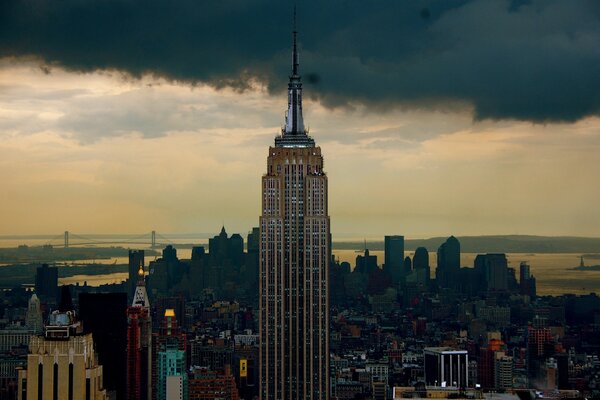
[{"xmin": 1, "ymin": 0, "xmax": 599, "ymax": 122}]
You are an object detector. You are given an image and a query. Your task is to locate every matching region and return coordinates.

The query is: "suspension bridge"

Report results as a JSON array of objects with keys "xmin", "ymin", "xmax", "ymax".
[{"xmin": 45, "ymin": 231, "xmax": 174, "ymax": 249}]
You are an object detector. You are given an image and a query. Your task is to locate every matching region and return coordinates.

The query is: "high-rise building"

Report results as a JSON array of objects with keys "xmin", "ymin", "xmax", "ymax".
[
  {"xmin": 474, "ymin": 253, "xmax": 508, "ymax": 292},
  {"xmin": 259, "ymin": 26, "xmax": 330, "ymax": 400},
  {"xmin": 153, "ymin": 310, "xmax": 187, "ymax": 400},
  {"xmin": 519, "ymin": 262, "xmax": 536, "ymax": 297},
  {"xmin": 436, "ymin": 236, "xmax": 460, "ymax": 289},
  {"xmin": 79, "ymin": 292, "xmax": 128, "ymax": 399},
  {"xmin": 127, "ymin": 266, "xmax": 152, "ymax": 400},
  {"xmin": 412, "ymin": 246, "xmax": 431, "ymax": 285},
  {"xmin": 384, "ymin": 235, "xmax": 404, "ymax": 284},
  {"xmin": 25, "ymin": 294, "xmax": 43, "ymax": 334},
  {"xmin": 35, "ymin": 263, "xmax": 58, "ymax": 303},
  {"xmin": 17, "ymin": 306, "xmax": 106, "ymax": 400}
]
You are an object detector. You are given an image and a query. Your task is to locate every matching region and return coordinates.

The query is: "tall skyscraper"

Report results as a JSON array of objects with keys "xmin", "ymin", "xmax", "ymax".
[
  {"xmin": 384, "ymin": 235, "xmax": 404, "ymax": 284},
  {"xmin": 436, "ymin": 236, "xmax": 460, "ymax": 289},
  {"xmin": 79, "ymin": 292, "xmax": 128, "ymax": 399},
  {"xmin": 153, "ymin": 309, "xmax": 187, "ymax": 400},
  {"xmin": 127, "ymin": 266, "xmax": 152, "ymax": 400},
  {"xmin": 259, "ymin": 25, "xmax": 330, "ymax": 400}
]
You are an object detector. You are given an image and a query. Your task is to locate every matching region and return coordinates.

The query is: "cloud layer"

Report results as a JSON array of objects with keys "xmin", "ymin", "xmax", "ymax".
[{"xmin": 2, "ymin": 0, "xmax": 599, "ymax": 122}]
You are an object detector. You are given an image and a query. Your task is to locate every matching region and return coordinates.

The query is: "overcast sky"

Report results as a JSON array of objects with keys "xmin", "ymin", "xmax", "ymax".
[{"xmin": 1, "ymin": 0, "xmax": 599, "ymax": 238}]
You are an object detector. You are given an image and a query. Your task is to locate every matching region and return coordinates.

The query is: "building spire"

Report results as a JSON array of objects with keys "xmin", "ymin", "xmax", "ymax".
[
  {"xmin": 283, "ymin": 6, "xmax": 306, "ymax": 137},
  {"xmin": 292, "ymin": 5, "xmax": 299, "ymax": 77},
  {"xmin": 132, "ymin": 265, "xmax": 149, "ymax": 308}
]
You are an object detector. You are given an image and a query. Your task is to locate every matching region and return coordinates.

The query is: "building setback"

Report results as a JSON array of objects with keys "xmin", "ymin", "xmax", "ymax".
[
  {"xmin": 17, "ymin": 308, "xmax": 106, "ymax": 400},
  {"xmin": 259, "ymin": 26, "xmax": 330, "ymax": 400}
]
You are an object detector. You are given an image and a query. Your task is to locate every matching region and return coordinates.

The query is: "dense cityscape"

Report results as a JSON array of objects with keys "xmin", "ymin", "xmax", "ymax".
[
  {"xmin": 1, "ymin": 232, "xmax": 600, "ymax": 399},
  {"xmin": 2, "ymin": 2, "xmax": 600, "ymax": 400}
]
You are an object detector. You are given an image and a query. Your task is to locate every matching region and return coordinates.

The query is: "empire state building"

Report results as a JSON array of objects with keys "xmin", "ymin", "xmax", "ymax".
[{"xmin": 259, "ymin": 29, "xmax": 330, "ymax": 400}]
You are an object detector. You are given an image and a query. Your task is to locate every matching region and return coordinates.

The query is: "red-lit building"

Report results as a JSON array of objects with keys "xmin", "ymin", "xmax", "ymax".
[
  {"xmin": 188, "ymin": 366, "xmax": 240, "ymax": 400},
  {"xmin": 127, "ymin": 267, "xmax": 152, "ymax": 400}
]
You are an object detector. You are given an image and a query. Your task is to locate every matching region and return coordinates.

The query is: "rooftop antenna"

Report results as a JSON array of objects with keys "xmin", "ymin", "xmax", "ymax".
[{"xmin": 292, "ymin": 4, "xmax": 299, "ymax": 76}]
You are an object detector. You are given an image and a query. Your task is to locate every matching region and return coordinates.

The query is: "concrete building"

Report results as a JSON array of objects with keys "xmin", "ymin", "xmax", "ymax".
[{"xmin": 259, "ymin": 26, "xmax": 330, "ymax": 400}]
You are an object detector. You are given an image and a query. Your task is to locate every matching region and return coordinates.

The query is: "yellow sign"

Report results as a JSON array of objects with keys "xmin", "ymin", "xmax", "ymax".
[{"xmin": 240, "ymin": 359, "xmax": 247, "ymax": 377}]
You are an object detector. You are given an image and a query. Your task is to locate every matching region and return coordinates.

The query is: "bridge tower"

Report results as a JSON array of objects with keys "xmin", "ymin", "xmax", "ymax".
[{"xmin": 151, "ymin": 231, "xmax": 156, "ymax": 248}]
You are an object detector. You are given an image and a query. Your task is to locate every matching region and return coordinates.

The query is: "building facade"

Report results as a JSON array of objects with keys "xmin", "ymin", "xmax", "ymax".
[
  {"xmin": 17, "ymin": 309, "xmax": 106, "ymax": 400},
  {"xmin": 259, "ymin": 28, "xmax": 330, "ymax": 400},
  {"xmin": 127, "ymin": 266, "xmax": 152, "ymax": 400}
]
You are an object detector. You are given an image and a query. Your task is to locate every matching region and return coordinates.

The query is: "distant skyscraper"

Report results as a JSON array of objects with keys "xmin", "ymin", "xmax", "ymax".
[
  {"xmin": 519, "ymin": 262, "xmax": 536, "ymax": 297},
  {"xmin": 259, "ymin": 26, "xmax": 330, "ymax": 400},
  {"xmin": 384, "ymin": 235, "xmax": 404, "ymax": 284},
  {"xmin": 127, "ymin": 266, "xmax": 152, "ymax": 400},
  {"xmin": 436, "ymin": 236, "xmax": 460, "ymax": 289},
  {"xmin": 25, "ymin": 294, "xmax": 43, "ymax": 334},
  {"xmin": 35, "ymin": 263, "xmax": 58, "ymax": 303},
  {"xmin": 412, "ymin": 246, "xmax": 430, "ymax": 284},
  {"xmin": 474, "ymin": 253, "xmax": 509, "ymax": 292}
]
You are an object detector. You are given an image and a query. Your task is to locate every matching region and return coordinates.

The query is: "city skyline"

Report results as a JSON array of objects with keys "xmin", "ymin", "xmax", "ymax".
[{"xmin": 1, "ymin": 1, "xmax": 600, "ymax": 237}]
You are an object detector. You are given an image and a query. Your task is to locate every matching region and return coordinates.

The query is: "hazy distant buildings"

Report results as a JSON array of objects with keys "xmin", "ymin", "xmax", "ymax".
[
  {"xmin": 519, "ymin": 262, "xmax": 537, "ymax": 297},
  {"xmin": 436, "ymin": 236, "xmax": 460, "ymax": 289},
  {"xmin": 35, "ymin": 263, "xmax": 58, "ymax": 303},
  {"xmin": 259, "ymin": 28, "xmax": 330, "ymax": 399},
  {"xmin": 474, "ymin": 253, "xmax": 509, "ymax": 292},
  {"xmin": 412, "ymin": 246, "xmax": 431, "ymax": 285},
  {"xmin": 384, "ymin": 235, "xmax": 404, "ymax": 284}
]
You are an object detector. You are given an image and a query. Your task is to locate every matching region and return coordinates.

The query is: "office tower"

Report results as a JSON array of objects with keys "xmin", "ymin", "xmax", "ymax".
[
  {"xmin": 412, "ymin": 246, "xmax": 430, "ymax": 284},
  {"xmin": 34, "ymin": 263, "xmax": 58, "ymax": 303},
  {"xmin": 436, "ymin": 236, "xmax": 460, "ymax": 289},
  {"xmin": 384, "ymin": 235, "xmax": 404, "ymax": 284},
  {"xmin": 355, "ymin": 249, "xmax": 378, "ymax": 274},
  {"xmin": 25, "ymin": 293, "xmax": 43, "ymax": 334},
  {"xmin": 424, "ymin": 347, "xmax": 469, "ymax": 388},
  {"xmin": 519, "ymin": 262, "xmax": 536, "ymax": 297},
  {"xmin": 474, "ymin": 254, "xmax": 508, "ymax": 292},
  {"xmin": 127, "ymin": 266, "xmax": 152, "ymax": 400},
  {"xmin": 153, "ymin": 310, "xmax": 187, "ymax": 400},
  {"xmin": 259, "ymin": 26, "xmax": 330, "ymax": 400},
  {"xmin": 17, "ymin": 306, "xmax": 106, "ymax": 400},
  {"xmin": 79, "ymin": 292, "xmax": 128, "ymax": 399},
  {"xmin": 129, "ymin": 250, "xmax": 145, "ymax": 299}
]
